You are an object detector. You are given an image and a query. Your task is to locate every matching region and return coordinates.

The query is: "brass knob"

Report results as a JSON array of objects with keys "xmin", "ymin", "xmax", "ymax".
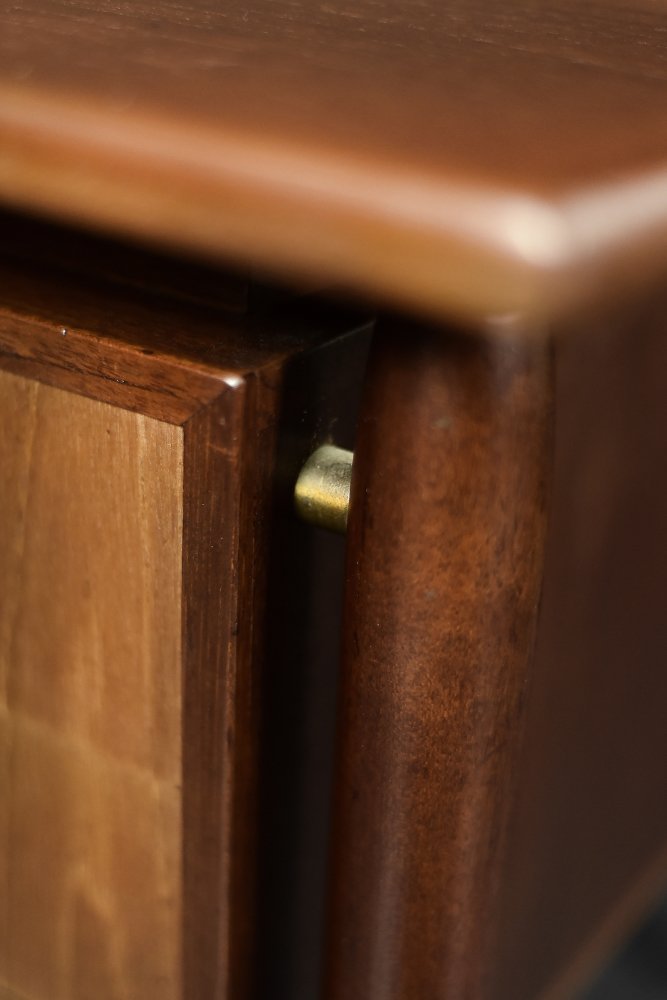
[{"xmin": 294, "ymin": 444, "xmax": 353, "ymax": 534}]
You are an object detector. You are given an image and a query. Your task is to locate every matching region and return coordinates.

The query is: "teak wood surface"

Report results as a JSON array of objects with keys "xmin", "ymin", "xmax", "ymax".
[
  {"xmin": 0, "ymin": 243, "xmax": 372, "ymax": 1000},
  {"xmin": 2, "ymin": 1, "xmax": 667, "ymax": 323}
]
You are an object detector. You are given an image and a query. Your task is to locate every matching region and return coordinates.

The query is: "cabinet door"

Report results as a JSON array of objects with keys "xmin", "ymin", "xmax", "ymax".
[
  {"xmin": 0, "ymin": 255, "xmax": 370, "ymax": 1000},
  {"xmin": 1, "ymin": 376, "xmax": 184, "ymax": 1000}
]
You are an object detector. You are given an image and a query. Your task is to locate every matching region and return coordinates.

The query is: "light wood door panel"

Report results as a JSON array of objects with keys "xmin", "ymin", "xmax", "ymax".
[
  {"xmin": 0, "ymin": 241, "xmax": 372, "ymax": 999},
  {"xmin": 0, "ymin": 373, "xmax": 183, "ymax": 1000}
]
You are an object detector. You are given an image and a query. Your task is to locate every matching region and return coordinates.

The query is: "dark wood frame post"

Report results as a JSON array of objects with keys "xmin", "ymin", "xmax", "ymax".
[{"xmin": 325, "ymin": 319, "xmax": 554, "ymax": 1000}]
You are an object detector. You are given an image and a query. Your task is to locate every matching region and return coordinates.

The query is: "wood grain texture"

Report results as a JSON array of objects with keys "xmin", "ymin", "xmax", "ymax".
[
  {"xmin": 325, "ymin": 293, "xmax": 667, "ymax": 1000},
  {"xmin": 0, "ymin": 238, "xmax": 374, "ymax": 1000},
  {"xmin": 492, "ymin": 287, "xmax": 667, "ymax": 1000},
  {"xmin": 2, "ymin": 2, "xmax": 667, "ymax": 323},
  {"xmin": 0, "ymin": 373, "xmax": 183, "ymax": 1000},
  {"xmin": 0, "ymin": 247, "xmax": 358, "ymax": 425},
  {"xmin": 325, "ymin": 320, "xmax": 553, "ymax": 1000}
]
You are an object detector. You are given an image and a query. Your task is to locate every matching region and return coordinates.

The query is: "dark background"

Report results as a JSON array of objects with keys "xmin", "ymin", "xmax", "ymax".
[{"xmin": 581, "ymin": 899, "xmax": 667, "ymax": 1000}]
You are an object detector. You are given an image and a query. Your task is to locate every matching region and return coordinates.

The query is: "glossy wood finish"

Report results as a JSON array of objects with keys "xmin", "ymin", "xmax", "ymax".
[
  {"xmin": 326, "ymin": 321, "xmax": 553, "ymax": 1000},
  {"xmin": 0, "ymin": 243, "xmax": 372, "ymax": 1000},
  {"xmin": 2, "ymin": 3, "xmax": 667, "ymax": 323},
  {"xmin": 0, "ymin": 374, "xmax": 183, "ymax": 1000},
  {"xmin": 493, "ymin": 289, "xmax": 667, "ymax": 1000}
]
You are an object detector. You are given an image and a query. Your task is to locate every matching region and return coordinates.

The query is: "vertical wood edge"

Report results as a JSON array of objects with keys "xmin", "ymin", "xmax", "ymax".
[
  {"xmin": 181, "ymin": 365, "xmax": 283, "ymax": 999},
  {"xmin": 325, "ymin": 320, "xmax": 555, "ymax": 1000}
]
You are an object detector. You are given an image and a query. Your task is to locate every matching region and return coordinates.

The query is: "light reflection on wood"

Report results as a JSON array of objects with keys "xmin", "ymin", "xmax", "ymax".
[{"xmin": 0, "ymin": 372, "xmax": 183, "ymax": 1000}]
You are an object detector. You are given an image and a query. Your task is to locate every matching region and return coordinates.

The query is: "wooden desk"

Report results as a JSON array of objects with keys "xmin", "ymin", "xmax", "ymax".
[{"xmin": 0, "ymin": 3, "xmax": 666, "ymax": 999}]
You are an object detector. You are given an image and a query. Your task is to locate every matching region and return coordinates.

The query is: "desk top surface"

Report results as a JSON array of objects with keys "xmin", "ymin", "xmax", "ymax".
[{"xmin": 2, "ymin": 0, "xmax": 667, "ymax": 325}]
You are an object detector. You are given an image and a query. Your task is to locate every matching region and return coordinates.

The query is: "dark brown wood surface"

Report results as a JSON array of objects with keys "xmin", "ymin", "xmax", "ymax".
[
  {"xmin": 324, "ymin": 293, "xmax": 667, "ymax": 1000},
  {"xmin": 325, "ymin": 320, "xmax": 554, "ymax": 999},
  {"xmin": 0, "ymin": 234, "xmax": 372, "ymax": 1000},
  {"xmin": 2, "ymin": 2, "xmax": 667, "ymax": 322},
  {"xmin": 0, "ymin": 208, "xmax": 289, "ymax": 316},
  {"xmin": 492, "ymin": 287, "xmax": 667, "ymax": 1000}
]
